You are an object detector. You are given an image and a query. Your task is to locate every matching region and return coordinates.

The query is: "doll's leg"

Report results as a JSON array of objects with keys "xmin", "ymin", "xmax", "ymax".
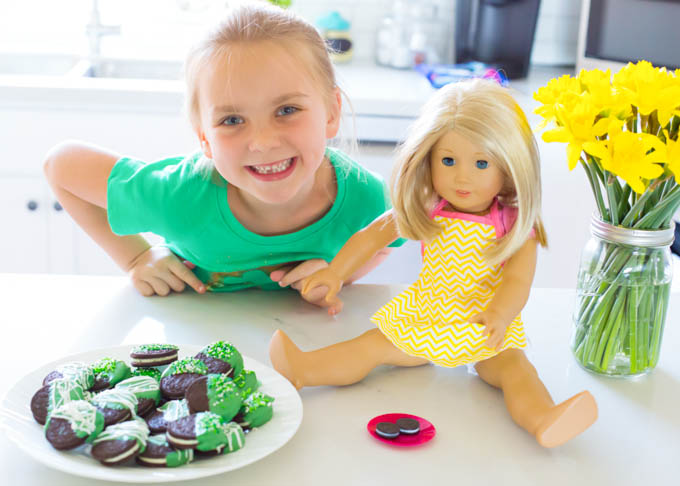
[
  {"xmin": 474, "ymin": 349, "xmax": 597, "ymax": 448},
  {"xmin": 269, "ymin": 328, "xmax": 428, "ymax": 389}
]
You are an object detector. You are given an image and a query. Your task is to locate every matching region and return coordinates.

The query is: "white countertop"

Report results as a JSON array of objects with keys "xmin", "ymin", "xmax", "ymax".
[{"xmin": 1, "ymin": 274, "xmax": 678, "ymax": 485}]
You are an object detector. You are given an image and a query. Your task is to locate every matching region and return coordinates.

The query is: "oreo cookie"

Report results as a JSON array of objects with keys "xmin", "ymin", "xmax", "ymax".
[
  {"xmin": 130, "ymin": 344, "xmax": 179, "ymax": 368},
  {"xmin": 115, "ymin": 376, "xmax": 161, "ymax": 416},
  {"xmin": 160, "ymin": 358, "xmax": 208, "ymax": 400},
  {"xmin": 145, "ymin": 399, "xmax": 190, "ymax": 434},
  {"xmin": 31, "ymin": 377, "xmax": 85, "ymax": 425},
  {"xmin": 195, "ymin": 341, "xmax": 243, "ymax": 377},
  {"xmin": 44, "ymin": 400, "xmax": 105, "ymax": 450},
  {"xmin": 89, "ymin": 388, "xmax": 138, "ymax": 426},
  {"xmin": 396, "ymin": 417, "xmax": 420, "ymax": 434},
  {"xmin": 233, "ymin": 392, "xmax": 274, "ymax": 430},
  {"xmin": 131, "ymin": 367, "xmax": 162, "ymax": 382},
  {"xmin": 166, "ymin": 412, "xmax": 229, "ymax": 453},
  {"xmin": 233, "ymin": 370, "xmax": 260, "ymax": 399},
  {"xmin": 91, "ymin": 418, "xmax": 149, "ymax": 466},
  {"xmin": 194, "ymin": 422, "xmax": 245, "ymax": 456},
  {"xmin": 186, "ymin": 374, "xmax": 243, "ymax": 422},
  {"xmin": 375, "ymin": 422, "xmax": 400, "ymax": 439},
  {"xmin": 42, "ymin": 362, "xmax": 95, "ymax": 391},
  {"xmin": 137, "ymin": 434, "xmax": 194, "ymax": 468},
  {"xmin": 90, "ymin": 358, "xmax": 132, "ymax": 391}
]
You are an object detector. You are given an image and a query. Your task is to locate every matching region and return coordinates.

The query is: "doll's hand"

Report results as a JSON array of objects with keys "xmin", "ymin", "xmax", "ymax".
[
  {"xmin": 300, "ymin": 267, "xmax": 344, "ymax": 316},
  {"xmin": 127, "ymin": 246, "xmax": 206, "ymax": 297},
  {"xmin": 469, "ymin": 310, "xmax": 510, "ymax": 351},
  {"xmin": 271, "ymin": 259, "xmax": 343, "ymax": 313}
]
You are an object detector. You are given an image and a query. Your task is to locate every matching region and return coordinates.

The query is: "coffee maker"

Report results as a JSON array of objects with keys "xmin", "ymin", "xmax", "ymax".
[{"xmin": 454, "ymin": 0, "xmax": 541, "ymax": 79}]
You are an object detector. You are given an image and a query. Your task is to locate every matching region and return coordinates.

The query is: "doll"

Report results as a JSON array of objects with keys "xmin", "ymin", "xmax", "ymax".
[{"xmin": 269, "ymin": 79, "xmax": 598, "ymax": 448}]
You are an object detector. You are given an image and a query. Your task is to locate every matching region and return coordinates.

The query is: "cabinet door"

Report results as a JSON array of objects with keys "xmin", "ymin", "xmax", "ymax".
[
  {"xmin": 0, "ymin": 177, "xmax": 49, "ymax": 273},
  {"xmin": 45, "ymin": 184, "xmax": 76, "ymax": 274}
]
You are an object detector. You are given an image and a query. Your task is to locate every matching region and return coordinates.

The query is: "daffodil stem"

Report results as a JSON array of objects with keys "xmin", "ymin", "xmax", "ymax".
[{"xmin": 581, "ymin": 158, "xmax": 608, "ymax": 220}]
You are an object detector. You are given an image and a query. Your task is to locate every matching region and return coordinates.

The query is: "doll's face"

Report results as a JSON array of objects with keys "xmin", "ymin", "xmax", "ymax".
[{"xmin": 429, "ymin": 130, "xmax": 505, "ymax": 215}]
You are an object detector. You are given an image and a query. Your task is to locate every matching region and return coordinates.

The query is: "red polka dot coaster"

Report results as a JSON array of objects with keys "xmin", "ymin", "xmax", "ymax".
[{"xmin": 367, "ymin": 413, "xmax": 435, "ymax": 447}]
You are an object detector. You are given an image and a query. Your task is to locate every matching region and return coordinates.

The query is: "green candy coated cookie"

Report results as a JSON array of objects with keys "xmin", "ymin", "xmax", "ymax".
[
  {"xmin": 206, "ymin": 374, "xmax": 242, "ymax": 421},
  {"xmin": 46, "ymin": 400, "xmax": 105, "ymax": 442},
  {"xmin": 91, "ymin": 358, "xmax": 132, "ymax": 386},
  {"xmin": 161, "ymin": 358, "xmax": 208, "ymax": 379},
  {"xmin": 199, "ymin": 341, "xmax": 244, "ymax": 377},
  {"xmin": 115, "ymin": 376, "xmax": 161, "ymax": 404},
  {"xmin": 194, "ymin": 412, "xmax": 228, "ymax": 452},
  {"xmin": 89, "ymin": 388, "xmax": 138, "ymax": 415},
  {"xmin": 52, "ymin": 362, "xmax": 95, "ymax": 390},
  {"xmin": 220, "ymin": 422, "xmax": 245, "ymax": 454},
  {"xmin": 132, "ymin": 367, "xmax": 162, "ymax": 382},
  {"xmin": 232, "ymin": 370, "xmax": 259, "ymax": 399},
  {"xmin": 47, "ymin": 378, "xmax": 86, "ymax": 417},
  {"xmin": 93, "ymin": 417, "xmax": 149, "ymax": 453},
  {"xmin": 146, "ymin": 434, "xmax": 194, "ymax": 467},
  {"xmin": 237, "ymin": 392, "xmax": 274, "ymax": 429},
  {"xmin": 132, "ymin": 344, "xmax": 179, "ymax": 353}
]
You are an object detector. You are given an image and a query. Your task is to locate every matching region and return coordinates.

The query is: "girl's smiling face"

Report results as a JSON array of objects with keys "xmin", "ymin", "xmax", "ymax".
[
  {"xmin": 430, "ymin": 130, "xmax": 506, "ymax": 215},
  {"xmin": 196, "ymin": 41, "xmax": 340, "ymax": 206}
]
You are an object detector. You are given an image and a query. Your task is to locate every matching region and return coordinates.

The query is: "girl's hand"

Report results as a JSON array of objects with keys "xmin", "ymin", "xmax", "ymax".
[
  {"xmin": 270, "ymin": 259, "xmax": 343, "ymax": 313},
  {"xmin": 127, "ymin": 246, "xmax": 206, "ymax": 297},
  {"xmin": 300, "ymin": 266, "xmax": 344, "ymax": 315},
  {"xmin": 469, "ymin": 310, "xmax": 510, "ymax": 350}
]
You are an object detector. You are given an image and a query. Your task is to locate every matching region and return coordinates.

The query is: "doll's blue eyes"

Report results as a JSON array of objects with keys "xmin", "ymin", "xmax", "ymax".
[{"xmin": 441, "ymin": 158, "xmax": 489, "ymax": 169}]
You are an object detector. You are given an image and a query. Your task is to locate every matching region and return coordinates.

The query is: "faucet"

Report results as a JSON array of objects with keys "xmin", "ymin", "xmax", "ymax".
[{"xmin": 85, "ymin": 0, "xmax": 121, "ymax": 61}]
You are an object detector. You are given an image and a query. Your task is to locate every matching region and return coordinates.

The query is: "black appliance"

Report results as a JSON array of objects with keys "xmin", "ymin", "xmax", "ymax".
[{"xmin": 455, "ymin": 0, "xmax": 541, "ymax": 79}]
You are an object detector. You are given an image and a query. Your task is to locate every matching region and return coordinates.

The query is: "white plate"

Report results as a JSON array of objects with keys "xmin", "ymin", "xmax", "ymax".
[{"xmin": 0, "ymin": 344, "xmax": 302, "ymax": 483}]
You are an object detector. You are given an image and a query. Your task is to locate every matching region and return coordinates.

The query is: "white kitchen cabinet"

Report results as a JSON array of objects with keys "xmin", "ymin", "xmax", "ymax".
[{"xmin": 0, "ymin": 177, "xmax": 74, "ymax": 273}]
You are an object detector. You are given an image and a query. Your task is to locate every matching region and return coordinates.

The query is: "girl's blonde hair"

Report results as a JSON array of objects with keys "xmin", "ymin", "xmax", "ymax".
[
  {"xmin": 183, "ymin": 0, "xmax": 338, "ymax": 131},
  {"xmin": 392, "ymin": 79, "xmax": 547, "ymax": 266}
]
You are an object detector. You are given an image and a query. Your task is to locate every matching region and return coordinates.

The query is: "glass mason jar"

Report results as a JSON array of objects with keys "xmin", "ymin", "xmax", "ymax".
[{"xmin": 572, "ymin": 216, "xmax": 675, "ymax": 377}]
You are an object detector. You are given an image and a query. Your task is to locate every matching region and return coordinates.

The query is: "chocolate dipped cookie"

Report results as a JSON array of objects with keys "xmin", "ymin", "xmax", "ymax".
[
  {"xmin": 42, "ymin": 361, "xmax": 95, "ymax": 391},
  {"xmin": 91, "ymin": 417, "xmax": 149, "ymax": 466},
  {"xmin": 44, "ymin": 400, "xmax": 105, "ymax": 450},
  {"xmin": 160, "ymin": 358, "xmax": 208, "ymax": 400},
  {"xmin": 166, "ymin": 412, "xmax": 230, "ymax": 453},
  {"xmin": 186, "ymin": 374, "xmax": 242, "ymax": 422},
  {"xmin": 145, "ymin": 399, "xmax": 191, "ymax": 434},
  {"xmin": 195, "ymin": 340, "xmax": 243, "ymax": 377},
  {"xmin": 31, "ymin": 377, "xmax": 85, "ymax": 425},
  {"xmin": 90, "ymin": 358, "xmax": 132, "ymax": 391},
  {"xmin": 89, "ymin": 388, "xmax": 138, "ymax": 426},
  {"xmin": 115, "ymin": 376, "xmax": 161, "ymax": 416},
  {"xmin": 130, "ymin": 344, "xmax": 179, "ymax": 368},
  {"xmin": 137, "ymin": 434, "xmax": 194, "ymax": 468},
  {"xmin": 233, "ymin": 392, "xmax": 274, "ymax": 430}
]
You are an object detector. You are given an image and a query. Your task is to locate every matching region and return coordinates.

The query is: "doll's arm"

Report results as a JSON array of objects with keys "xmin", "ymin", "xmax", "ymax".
[
  {"xmin": 301, "ymin": 210, "xmax": 399, "ymax": 313},
  {"xmin": 470, "ymin": 238, "xmax": 538, "ymax": 349}
]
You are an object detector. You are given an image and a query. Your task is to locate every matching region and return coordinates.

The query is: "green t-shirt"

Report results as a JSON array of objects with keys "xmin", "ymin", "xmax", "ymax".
[{"xmin": 107, "ymin": 147, "xmax": 403, "ymax": 292}]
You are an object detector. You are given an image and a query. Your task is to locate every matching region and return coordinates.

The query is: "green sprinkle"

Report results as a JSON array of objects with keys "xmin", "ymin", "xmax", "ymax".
[
  {"xmin": 132, "ymin": 344, "xmax": 179, "ymax": 353},
  {"xmin": 161, "ymin": 358, "xmax": 208, "ymax": 379}
]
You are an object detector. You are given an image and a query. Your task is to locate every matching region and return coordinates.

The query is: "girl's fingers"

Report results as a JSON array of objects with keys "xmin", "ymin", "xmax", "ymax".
[
  {"xmin": 170, "ymin": 261, "xmax": 206, "ymax": 293},
  {"xmin": 163, "ymin": 271, "xmax": 187, "ymax": 293},
  {"xmin": 278, "ymin": 260, "xmax": 327, "ymax": 287},
  {"xmin": 134, "ymin": 280, "xmax": 155, "ymax": 297},
  {"xmin": 270, "ymin": 265, "xmax": 295, "ymax": 283},
  {"xmin": 148, "ymin": 276, "xmax": 171, "ymax": 297}
]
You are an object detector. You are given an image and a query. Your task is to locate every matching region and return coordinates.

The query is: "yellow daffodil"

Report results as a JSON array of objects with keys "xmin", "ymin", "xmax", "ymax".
[
  {"xmin": 578, "ymin": 68, "xmax": 632, "ymax": 121},
  {"xmin": 658, "ymin": 133, "xmax": 680, "ymax": 185},
  {"xmin": 583, "ymin": 120, "xmax": 665, "ymax": 193},
  {"xmin": 541, "ymin": 94, "xmax": 609, "ymax": 170},
  {"xmin": 533, "ymin": 74, "xmax": 582, "ymax": 127},
  {"xmin": 613, "ymin": 61, "xmax": 680, "ymax": 126}
]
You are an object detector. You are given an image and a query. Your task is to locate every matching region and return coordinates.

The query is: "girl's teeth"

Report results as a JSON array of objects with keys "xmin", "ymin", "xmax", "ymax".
[{"xmin": 252, "ymin": 158, "xmax": 292, "ymax": 174}]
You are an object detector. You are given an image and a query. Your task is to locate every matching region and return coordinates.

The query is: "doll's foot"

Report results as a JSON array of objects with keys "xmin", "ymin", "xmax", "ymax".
[
  {"xmin": 269, "ymin": 329, "xmax": 305, "ymax": 390},
  {"xmin": 535, "ymin": 391, "xmax": 598, "ymax": 448}
]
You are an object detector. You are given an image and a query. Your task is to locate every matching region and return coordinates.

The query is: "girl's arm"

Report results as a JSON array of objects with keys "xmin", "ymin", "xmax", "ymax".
[
  {"xmin": 301, "ymin": 210, "xmax": 400, "ymax": 314},
  {"xmin": 469, "ymin": 238, "xmax": 538, "ymax": 349},
  {"xmin": 44, "ymin": 141, "xmax": 205, "ymax": 296}
]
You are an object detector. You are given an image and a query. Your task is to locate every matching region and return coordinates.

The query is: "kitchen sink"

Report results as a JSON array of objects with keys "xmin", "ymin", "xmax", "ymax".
[
  {"xmin": 0, "ymin": 53, "xmax": 81, "ymax": 76},
  {"xmin": 0, "ymin": 53, "xmax": 183, "ymax": 81}
]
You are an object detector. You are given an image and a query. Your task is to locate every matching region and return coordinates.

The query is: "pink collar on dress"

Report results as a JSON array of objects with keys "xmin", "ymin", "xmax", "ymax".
[{"xmin": 430, "ymin": 197, "xmax": 509, "ymax": 238}]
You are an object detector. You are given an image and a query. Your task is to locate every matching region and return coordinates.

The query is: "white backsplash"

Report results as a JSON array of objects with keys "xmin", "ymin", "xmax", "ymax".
[{"xmin": 1, "ymin": 0, "xmax": 582, "ymax": 67}]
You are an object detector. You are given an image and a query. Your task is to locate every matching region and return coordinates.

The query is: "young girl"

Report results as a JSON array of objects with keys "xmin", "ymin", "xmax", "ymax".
[
  {"xmin": 43, "ymin": 2, "xmax": 398, "ymax": 304},
  {"xmin": 269, "ymin": 79, "xmax": 598, "ymax": 448}
]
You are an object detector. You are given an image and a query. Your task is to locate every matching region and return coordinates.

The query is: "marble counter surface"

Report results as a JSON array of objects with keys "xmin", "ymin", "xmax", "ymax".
[{"xmin": 0, "ymin": 274, "xmax": 678, "ymax": 485}]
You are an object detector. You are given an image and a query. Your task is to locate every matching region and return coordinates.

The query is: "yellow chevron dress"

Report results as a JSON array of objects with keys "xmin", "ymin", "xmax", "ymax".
[{"xmin": 371, "ymin": 200, "xmax": 528, "ymax": 367}]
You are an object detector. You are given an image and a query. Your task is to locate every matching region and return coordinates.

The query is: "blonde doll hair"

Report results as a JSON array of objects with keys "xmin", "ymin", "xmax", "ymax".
[
  {"xmin": 184, "ymin": 0, "xmax": 340, "ymax": 132},
  {"xmin": 391, "ymin": 79, "xmax": 547, "ymax": 266}
]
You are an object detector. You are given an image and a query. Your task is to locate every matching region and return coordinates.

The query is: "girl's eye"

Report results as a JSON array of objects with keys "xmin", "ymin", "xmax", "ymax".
[
  {"xmin": 442, "ymin": 157, "xmax": 455, "ymax": 166},
  {"xmin": 277, "ymin": 106, "xmax": 299, "ymax": 116},
  {"xmin": 223, "ymin": 115, "xmax": 244, "ymax": 126},
  {"xmin": 476, "ymin": 160, "xmax": 489, "ymax": 169}
]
